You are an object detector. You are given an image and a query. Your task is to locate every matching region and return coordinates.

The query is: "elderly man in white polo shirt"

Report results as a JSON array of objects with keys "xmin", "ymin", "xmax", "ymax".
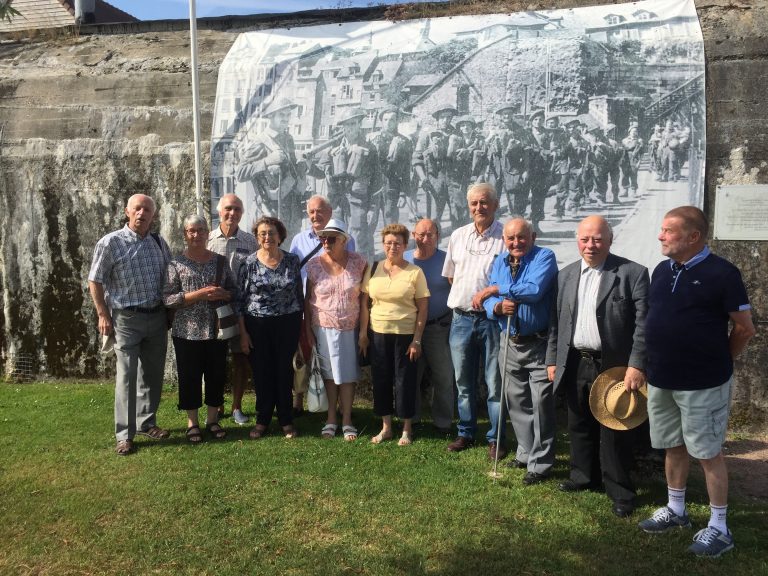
[{"xmin": 442, "ymin": 183, "xmax": 507, "ymax": 460}]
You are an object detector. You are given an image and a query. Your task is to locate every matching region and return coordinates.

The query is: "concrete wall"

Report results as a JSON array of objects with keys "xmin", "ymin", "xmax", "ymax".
[{"xmin": 0, "ymin": 1, "xmax": 765, "ymax": 423}]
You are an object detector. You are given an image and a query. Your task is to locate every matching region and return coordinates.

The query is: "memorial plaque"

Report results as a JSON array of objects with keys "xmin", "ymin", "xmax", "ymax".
[{"xmin": 714, "ymin": 185, "xmax": 768, "ymax": 240}]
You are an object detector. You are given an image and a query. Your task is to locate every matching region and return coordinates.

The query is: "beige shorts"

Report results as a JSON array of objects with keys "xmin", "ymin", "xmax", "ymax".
[{"xmin": 648, "ymin": 377, "xmax": 732, "ymax": 460}]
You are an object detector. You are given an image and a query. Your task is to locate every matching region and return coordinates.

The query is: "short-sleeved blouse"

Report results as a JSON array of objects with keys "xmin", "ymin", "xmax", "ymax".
[
  {"xmin": 362, "ymin": 261, "xmax": 430, "ymax": 335},
  {"xmin": 237, "ymin": 249, "xmax": 303, "ymax": 317},
  {"xmin": 306, "ymin": 252, "xmax": 367, "ymax": 331},
  {"xmin": 163, "ymin": 253, "xmax": 237, "ymax": 340}
]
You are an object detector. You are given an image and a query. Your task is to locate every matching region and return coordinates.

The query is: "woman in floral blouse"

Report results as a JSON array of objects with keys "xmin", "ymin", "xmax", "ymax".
[
  {"xmin": 163, "ymin": 215, "xmax": 236, "ymax": 443},
  {"xmin": 304, "ymin": 219, "xmax": 367, "ymax": 441},
  {"xmin": 238, "ymin": 216, "xmax": 303, "ymax": 439}
]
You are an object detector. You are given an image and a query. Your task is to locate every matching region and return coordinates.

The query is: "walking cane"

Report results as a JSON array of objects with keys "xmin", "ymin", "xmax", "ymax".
[{"xmin": 489, "ymin": 313, "xmax": 512, "ymax": 480}]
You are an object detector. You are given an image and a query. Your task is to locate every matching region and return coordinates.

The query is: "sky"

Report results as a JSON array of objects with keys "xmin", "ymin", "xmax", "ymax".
[{"xmin": 107, "ymin": 0, "xmax": 440, "ymax": 21}]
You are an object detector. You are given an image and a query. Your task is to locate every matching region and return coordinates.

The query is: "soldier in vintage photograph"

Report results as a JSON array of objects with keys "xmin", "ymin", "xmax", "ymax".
[
  {"xmin": 310, "ymin": 108, "xmax": 381, "ymax": 261},
  {"xmin": 486, "ymin": 102, "xmax": 532, "ymax": 220},
  {"xmin": 235, "ymin": 98, "xmax": 306, "ymax": 238},
  {"xmin": 413, "ymin": 104, "xmax": 464, "ymax": 231},
  {"xmin": 527, "ymin": 109, "xmax": 554, "ymax": 234},
  {"xmin": 371, "ymin": 106, "xmax": 414, "ymax": 226}
]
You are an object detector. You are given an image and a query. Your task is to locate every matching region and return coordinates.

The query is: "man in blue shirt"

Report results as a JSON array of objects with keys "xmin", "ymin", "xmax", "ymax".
[
  {"xmin": 404, "ymin": 218, "xmax": 455, "ymax": 433},
  {"xmin": 482, "ymin": 218, "xmax": 558, "ymax": 483},
  {"xmin": 639, "ymin": 206, "xmax": 755, "ymax": 558}
]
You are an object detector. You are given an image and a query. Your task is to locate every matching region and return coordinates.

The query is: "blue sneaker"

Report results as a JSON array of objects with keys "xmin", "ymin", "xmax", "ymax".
[
  {"xmin": 232, "ymin": 409, "xmax": 250, "ymax": 425},
  {"xmin": 638, "ymin": 506, "xmax": 692, "ymax": 533},
  {"xmin": 688, "ymin": 526, "xmax": 734, "ymax": 558}
]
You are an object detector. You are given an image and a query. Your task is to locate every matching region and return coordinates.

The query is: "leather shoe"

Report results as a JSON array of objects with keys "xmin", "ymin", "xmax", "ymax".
[
  {"xmin": 488, "ymin": 441, "xmax": 508, "ymax": 461},
  {"xmin": 504, "ymin": 458, "xmax": 527, "ymax": 469},
  {"xmin": 612, "ymin": 500, "xmax": 635, "ymax": 518},
  {"xmin": 523, "ymin": 471, "xmax": 549, "ymax": 485},
  {"xmin": 447, "ymin": 436, "xmax": 474, "ymax": 452},
  {"xmin": 558, "ymin": 480, "xmax": 597, "ymax": 492}
]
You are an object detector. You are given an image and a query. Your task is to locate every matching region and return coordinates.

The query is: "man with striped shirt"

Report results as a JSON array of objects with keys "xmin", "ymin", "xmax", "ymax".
[{"xmin": 89, "ymin": 194, "xmax": 172, "ymax": 456}]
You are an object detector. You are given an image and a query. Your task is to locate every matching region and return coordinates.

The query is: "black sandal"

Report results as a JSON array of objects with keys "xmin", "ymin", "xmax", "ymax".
[
  {"xmin": 206, "ymin": 422, "xmax": 226, "ymax": 440},
  {"xmin": 186, "ymin": 425, "xmax": 203, "ymax": 444}
]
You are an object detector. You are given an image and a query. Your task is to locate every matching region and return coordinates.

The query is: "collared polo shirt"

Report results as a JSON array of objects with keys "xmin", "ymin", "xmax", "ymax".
[
  {"xmin": 646, "ymin": 247, "xmax": 751, "ymax": 391},
  {"xmin": 442, "ymin": 220, "xmax": 504, "ymax": 312}
]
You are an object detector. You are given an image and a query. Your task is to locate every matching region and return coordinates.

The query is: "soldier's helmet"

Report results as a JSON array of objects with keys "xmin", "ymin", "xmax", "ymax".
[
  {"xmin": 337, "ymin": 108, "xmax": 367, "ymax": 126},
  {"xmin": 454, "ymin": 115, "xmax": 477, "ymax": 128},
  {"xmin": 378, "ymin": 105, "xmax": 401, "ymax": 120},
  {"xmin": 495, "ymin": 102, "xmax": 520, "ymax": 115},
  {"xmin": 431, "ymin": 103, "xmax": 459, "ymax": 119},
  {"xmin": 529, "ymin": 109, "xmax": 546, "ymax": 123},
  {"xmin": 262, "ymin": 98, "xmax": 297, "ymax": 117}
]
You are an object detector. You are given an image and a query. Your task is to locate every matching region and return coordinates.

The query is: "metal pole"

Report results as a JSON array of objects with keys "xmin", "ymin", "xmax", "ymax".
[
  {"xmin": 491, "ymin": 313, "xmax": 512, "ymax": 480},
  {"xmin": 189, "ymin": 0, "xmax": 204, "ymax": 217}
]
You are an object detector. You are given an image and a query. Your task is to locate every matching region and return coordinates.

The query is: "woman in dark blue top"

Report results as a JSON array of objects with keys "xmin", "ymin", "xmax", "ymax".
[{"xmin": 238, "ymin": 216, "xmax": 303, "ymax": 439}]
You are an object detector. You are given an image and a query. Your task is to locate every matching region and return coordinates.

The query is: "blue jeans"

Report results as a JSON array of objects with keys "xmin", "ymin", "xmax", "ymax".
[{"xmin": 449, "ymin": 311, "xmax": 505, "ymax": 443}]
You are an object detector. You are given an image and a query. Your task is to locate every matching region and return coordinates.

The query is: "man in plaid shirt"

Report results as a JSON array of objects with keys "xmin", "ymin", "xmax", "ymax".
[{"xmin": 89, "ymin": 194, "xmax": 172, "ymax": 456}]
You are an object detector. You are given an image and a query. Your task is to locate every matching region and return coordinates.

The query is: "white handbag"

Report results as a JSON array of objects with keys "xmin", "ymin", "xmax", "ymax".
[{"xmin": 306, "ymin": 348, "xmax": 328, "ymax": 413}]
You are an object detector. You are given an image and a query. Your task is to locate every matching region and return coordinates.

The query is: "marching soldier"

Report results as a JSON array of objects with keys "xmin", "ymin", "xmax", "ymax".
[
  {"xmin": 413, "ymin": 103, "xmax": 461, "ymax": 231},
  {"xmin": 372, "ymin": 106, "xmax": 413, "ymax": 225},
  {"xmin": 583, "ymin": 124, "xmax": 612, "ymax": 206},
  {"xmin": 486, "ymin": 102, "xmax": 532, "ymax": 219},
  {"xmin": 527, "ymin": 109, "xmax": 554, "ymax": 234},
  {"xmin": 620, "ymin": 123, "xmax": 644, "ymax": 198},
  {"xmin": 546, "ymin": 114, "xmax": 571, "ymax": 222},
  {"xmin": 448, "ymin": 114, "xmax": 487, "ymax": 224},
  {"xmin": 312, "ymin": 108, "xmax": 380, "ymax": 261},
  {"xmin": 236, "ymin": 98, "xmax": 305, "ymax": 237},
  {"xmin": 604, "ymin": 124, "xmax": 623, "ymax": 203},
  {"xmin": 648, "ymin": 125, "xmax": 664, "ymax": 178},
  {"xmin": 563, "ymin": 118, "xmax": 590, "ymax": 217}
]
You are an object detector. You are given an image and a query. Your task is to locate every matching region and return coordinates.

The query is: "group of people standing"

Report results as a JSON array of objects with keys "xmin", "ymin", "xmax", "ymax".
[
  {"xmin": 235, "ymin": 99, "xmax": 675, "ymax": 265},
  {"xmin": 89, "ymin": 179, "xmax": 753, "ymax": 559}
]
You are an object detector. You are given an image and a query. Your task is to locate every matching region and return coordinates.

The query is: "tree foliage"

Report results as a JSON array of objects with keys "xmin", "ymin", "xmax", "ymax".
[{"xmin": 0, "ymin": 0, "xmax": 21, "ymax": 24}]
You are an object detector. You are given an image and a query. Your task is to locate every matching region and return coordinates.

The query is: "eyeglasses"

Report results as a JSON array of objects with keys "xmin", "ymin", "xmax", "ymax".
[
  {"xmin": 185, "ymin": 227, "xmax": 208, "ymax": 236},
  {"xmin": 320, "ymin": 236, "xmax": 338, "ymax": 245},
  {"xmin": 414, "ymin": 232, "xmax": 436, "ymax": 239},
  {"xmin": 257, "ymin": 231, "xmax": 276, "ymax": 239},
  {"xmin": 384, "ymin": 241, "xmax": 403, "ymax": 248}
]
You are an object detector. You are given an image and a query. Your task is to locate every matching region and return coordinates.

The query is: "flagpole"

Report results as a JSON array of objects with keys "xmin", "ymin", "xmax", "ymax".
[{"xmin": 189, "ymin": 0, "xmax": 204, "ymax": 217}]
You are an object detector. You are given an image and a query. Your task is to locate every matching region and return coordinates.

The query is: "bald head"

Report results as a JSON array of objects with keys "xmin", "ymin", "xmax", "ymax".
[{"xmin": 576, "ymin": 216, "xmax": 613, "ymax": 267}]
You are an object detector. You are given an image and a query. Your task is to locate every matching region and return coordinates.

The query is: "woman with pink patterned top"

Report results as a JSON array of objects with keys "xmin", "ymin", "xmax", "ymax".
[{"xmin": 304, "ymin": 218, "xmax": 367, "ymax": 441}]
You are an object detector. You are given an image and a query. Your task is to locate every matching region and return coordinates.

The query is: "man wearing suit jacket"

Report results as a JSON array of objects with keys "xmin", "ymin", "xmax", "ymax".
[{"xmin": 545, "ymin": 215, "xmax": 649, "ymax": 517}]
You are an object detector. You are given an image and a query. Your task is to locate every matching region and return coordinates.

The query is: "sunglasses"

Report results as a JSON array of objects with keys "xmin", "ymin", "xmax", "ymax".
[{"xmin": 320, "ymin": 235, "xmax": 339, "ymax": 245}]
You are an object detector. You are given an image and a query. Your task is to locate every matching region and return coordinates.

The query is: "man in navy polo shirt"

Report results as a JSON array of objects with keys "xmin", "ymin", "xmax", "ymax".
[{"xmin": 639, "ymin": 206, "xmax": 755, "ymax": 558}]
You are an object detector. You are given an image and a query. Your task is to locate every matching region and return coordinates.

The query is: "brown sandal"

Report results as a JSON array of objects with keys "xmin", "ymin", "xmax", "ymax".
[
  {"xmin": 186, "ymin": 426, "xmax": 203, "ymax": 444},
  {"xmin": 115, "ymin": 439, "xmax": 134, "ymax": 456},
  {"xmin": 282, "ymin": 425, "xmax": 298, "ymax": 439},
  {"xmin": 138, "ymin": 426, "xmax": 170, "ymax": 440},
  {"xmin": 206, "ymin": 422, "xmax": 226, "ymax": 440},
  {"xmin": 249, "ymin": 424, "xmax": 268, "ymax": 440}
]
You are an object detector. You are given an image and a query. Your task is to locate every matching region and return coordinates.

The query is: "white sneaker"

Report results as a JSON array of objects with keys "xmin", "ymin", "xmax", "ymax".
[{"xmin": 232, "ymin": 409, "xmax": 250, "ymax": 425}]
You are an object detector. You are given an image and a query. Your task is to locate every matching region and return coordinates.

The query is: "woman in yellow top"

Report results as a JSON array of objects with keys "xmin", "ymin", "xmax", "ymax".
[{"xmin": 359, "ymin": 223, "xmax": 429, "ymax": 445}]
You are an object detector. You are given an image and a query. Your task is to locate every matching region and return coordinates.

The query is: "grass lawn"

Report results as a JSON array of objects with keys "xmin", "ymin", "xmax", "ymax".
[{"xmin": 1, "ymin": 381, "xmax": 766, "ymax": 576}]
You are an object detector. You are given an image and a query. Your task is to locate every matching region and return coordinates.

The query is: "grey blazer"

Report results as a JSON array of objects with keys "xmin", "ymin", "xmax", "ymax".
[{"xmin": 545, "ymin": 253, "xmax": 649, "ymax": 393}]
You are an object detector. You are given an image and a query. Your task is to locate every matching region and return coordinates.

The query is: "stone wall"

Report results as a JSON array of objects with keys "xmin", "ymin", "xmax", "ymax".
[{"xmin": 0, "ymin": 1, "xmax": 765, "ymax": 423}]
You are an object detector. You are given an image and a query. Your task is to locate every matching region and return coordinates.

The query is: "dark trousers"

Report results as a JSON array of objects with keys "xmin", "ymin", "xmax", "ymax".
[
  {"xmin": 173, "ymin": 337, "xmax": 227, "ymax": 410},
  {"xmin": 563, "ymin": 347, "xmax": 636, "ymax": 503},
  {"xmin": 245, "ymin": 312, "xmax": 302, "ymax": 427},
  {"xmin": 371, "ymin": 331, "xmax": 418, "ymax": 419}
]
